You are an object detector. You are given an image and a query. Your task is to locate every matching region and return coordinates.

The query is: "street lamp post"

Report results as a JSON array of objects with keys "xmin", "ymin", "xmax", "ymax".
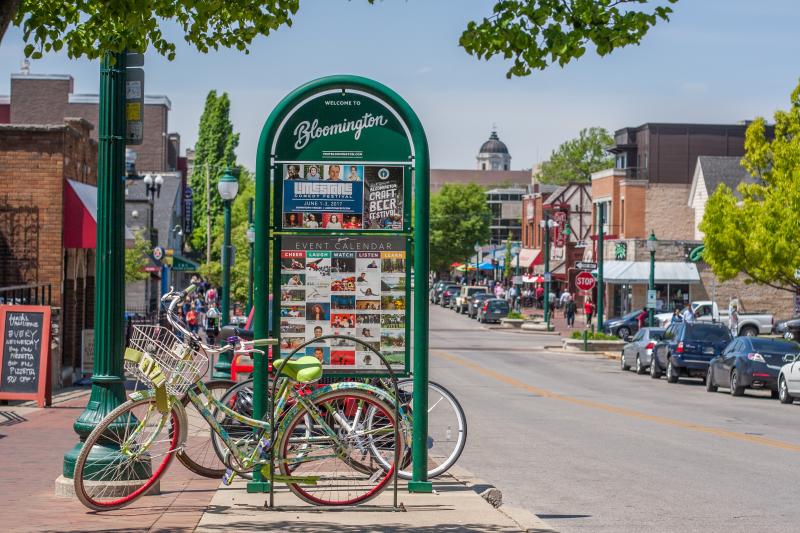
[
  {"xmin": 510, "ymin": 244, "xmax": 521, "ymax": 311},
  {"xmin": 647, "ymin": 230, "xmax": 658, "ymax": 327},
  {"xmin": 143, "ymin": 173, "xmax": 163, "ymax": 313},
  {"xmin": 213, "ymin": 168, "xmax": 238, "ymax": 379},
  {"xmin": 597, "ymin": 203, "xmax": 606, "ymax": 331},
  {"xmin": 474, "ymin": 242, "xmax": 481, "ymax": 285},
  {"xmin": 246, "ymin": 198, "xmax": 256, "ymax": 315}
]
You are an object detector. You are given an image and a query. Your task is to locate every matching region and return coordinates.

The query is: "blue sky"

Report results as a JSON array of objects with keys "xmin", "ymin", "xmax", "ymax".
[{"xmin": 1, "ymin": 0, "xmax": 799, "ymax": 171}]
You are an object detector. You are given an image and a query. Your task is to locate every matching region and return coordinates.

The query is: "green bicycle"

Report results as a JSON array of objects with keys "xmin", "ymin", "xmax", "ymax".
[{"xmin": 72, "ymin": 286, "xmax": 403, "ymax": 511}]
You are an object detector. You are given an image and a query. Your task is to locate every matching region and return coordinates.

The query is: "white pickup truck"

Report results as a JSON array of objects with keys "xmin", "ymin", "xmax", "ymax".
[{"xmin": 654, "ymin": 300, "xmax": 773, "ymax": 336}]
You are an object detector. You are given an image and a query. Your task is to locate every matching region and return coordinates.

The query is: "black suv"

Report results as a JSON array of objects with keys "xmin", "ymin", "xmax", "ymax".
[{"xmin": 651, "ymin": 322, "xmax": 732, "ymax": 383}]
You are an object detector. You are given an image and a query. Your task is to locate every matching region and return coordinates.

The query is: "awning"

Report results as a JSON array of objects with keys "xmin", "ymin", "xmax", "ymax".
[
  {"xmin": 64, "ymin": 179, "xmax": 134, "ymax": 248},
  {"xmin": 518, "ymin": 248, "xmax": 542, "ymax": 269},
  {"xmin": 170, "ymin": 254, "xmax": 200, "ymax": 272},
  {"xmin": 599, "ymin": 261, "xmax": 701, "ymax": 284}
]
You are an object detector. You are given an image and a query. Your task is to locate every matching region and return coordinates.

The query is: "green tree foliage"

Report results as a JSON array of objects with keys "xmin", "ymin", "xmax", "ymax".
[
  {"xmin": 539, "ymin": 127, "xmax": 614, "ymax": 184},
  {"xmin": 460, "ymin": 0, "xmax": 679, "ymax": 78},
  {"xmin": 124, "ymin": 230, "xmax": 151, "ymax": 282},
  {"xmin": 430, "ymin": 184, "xmax": 491, "ymax": 272},
  {"xmin": 700, "ymin": 81, "xmax": 800, "ymax": 293},
  {"xmin": 10, "ymin": 0, "xmax": 300, "ymax": 59},
  {"xmin": 504, "ymin": 236, "xmax": 513, "ymax": 281},
  {"xmin": 6, "ymin": 1, "xmax": 677, "ymax": 77},
  {"xmin": 189, "ymin": 91, "xmax": 239, "ymax": 259}
]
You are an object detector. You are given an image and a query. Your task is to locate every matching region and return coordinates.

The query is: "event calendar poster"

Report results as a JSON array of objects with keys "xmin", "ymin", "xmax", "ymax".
[
  {"xmin": 279, "ymin": 235, "xmax": 408, "ymax": 372},
  {"xmin": 281, "ymin": 163, "xmax": 404, "ymax": 231}
]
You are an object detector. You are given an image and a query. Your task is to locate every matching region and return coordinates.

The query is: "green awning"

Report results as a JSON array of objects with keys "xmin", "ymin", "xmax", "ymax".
[{"xmin": 171, "ymin": 254, "xmax": 199, "ymax": 272}]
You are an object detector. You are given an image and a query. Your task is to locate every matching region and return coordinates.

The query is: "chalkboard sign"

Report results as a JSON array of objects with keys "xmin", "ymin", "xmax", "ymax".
[{"xmin": 0, "ymin": 305, "xmax": 51, "ymax": 407}]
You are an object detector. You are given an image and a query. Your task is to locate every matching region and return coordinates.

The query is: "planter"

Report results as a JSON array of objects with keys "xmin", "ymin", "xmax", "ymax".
[
  {"xmin": 562, "ymin": 338, "xmax": 626, "ymax": 352},
  {"xmin": 521, "ymin": 322, "xmax": 551, "ymax": 332},
  {"xmin": 500, "ymin": 318, "xmax": 524, "ymax": 329}
]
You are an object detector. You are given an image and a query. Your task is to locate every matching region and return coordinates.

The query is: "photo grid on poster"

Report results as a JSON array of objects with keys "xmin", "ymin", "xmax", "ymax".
[
  {"xmin": 279, "ymin": 243, "xmax": 406, "ymax": 371},
  {"xmin": 282, "ymin": 163, "xmax": 403, "ymax": 231}
]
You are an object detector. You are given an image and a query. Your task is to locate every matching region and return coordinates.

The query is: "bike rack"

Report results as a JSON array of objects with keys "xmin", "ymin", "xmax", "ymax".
[{"xmin": 267, "ymin": 333, "xmax": 402, "ymax": 510}]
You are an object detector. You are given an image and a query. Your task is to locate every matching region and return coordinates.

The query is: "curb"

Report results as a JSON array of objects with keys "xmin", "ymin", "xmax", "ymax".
[{"xmin": 446, "ymin": 465, "xmax": 558, "ymax": 533}]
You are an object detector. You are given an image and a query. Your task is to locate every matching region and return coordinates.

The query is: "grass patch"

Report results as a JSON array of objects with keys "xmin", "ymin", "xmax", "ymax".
[{"xmin": 506, "ymin": 311, "xmax": 525, "ymax": 320}]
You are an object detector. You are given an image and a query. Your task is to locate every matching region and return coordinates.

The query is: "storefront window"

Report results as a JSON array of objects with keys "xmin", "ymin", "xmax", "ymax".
[{"xmin": 668, "ymin": 284, "xmax": 690, "ymax": 310}]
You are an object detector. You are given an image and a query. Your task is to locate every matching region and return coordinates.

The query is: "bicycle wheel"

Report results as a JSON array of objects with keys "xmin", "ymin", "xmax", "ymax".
[
  {"xmin": 176, "ymin": 380, "xmax": 234, "ymax": 478},
  {"xmin": 369, "ymin": 379, "xmax": 467, "ymax": 479},
  {"xmin": 277, "ymin": 388, "xmax": 402, "ymax": 506},
  {"xmin": 73, "ymin": 396, "xmax": 184, "ymax": 511}
]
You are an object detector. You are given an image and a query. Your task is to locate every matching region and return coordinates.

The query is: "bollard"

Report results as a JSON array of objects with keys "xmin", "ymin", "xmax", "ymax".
[{"xmin": 583, "ymin": 329, "xmax": 588, "ymax": 352}]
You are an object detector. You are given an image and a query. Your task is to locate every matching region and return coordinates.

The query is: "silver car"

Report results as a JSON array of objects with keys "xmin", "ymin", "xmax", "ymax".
[{"xmin": 620, "ymin": 327, "xmax": 665, "ymax": 374}]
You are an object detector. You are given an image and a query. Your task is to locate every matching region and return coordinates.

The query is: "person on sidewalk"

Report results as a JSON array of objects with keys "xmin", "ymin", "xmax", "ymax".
[
  {"xmin": 682, "ymin": 303, "xmax": 695, "ymax": 323},
  {"xmin": 566, "ymin": 296, "xmax": 577, "ymax": 327},
  {"xmin": 584, "ymin": 297, "xmax": 595, "ymax": 327},
  {"xmin": 560, "ymin": 289, "xmax": 571, "ymax": 317},
  {"xmin": 636, "ymin": 307, "xmax": 648, "ymax": 330}
]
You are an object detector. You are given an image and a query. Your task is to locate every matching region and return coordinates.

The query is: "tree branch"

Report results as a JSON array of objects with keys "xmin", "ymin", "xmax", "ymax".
[{"xmin": 0, "ymin": 0, "xmax": 21, "ymax": 46}]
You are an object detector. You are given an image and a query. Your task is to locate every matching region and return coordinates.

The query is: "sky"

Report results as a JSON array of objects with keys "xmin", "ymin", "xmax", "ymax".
[{"xmin": 1, "ymin": 0, "xmax": 799, "ymax": 171}]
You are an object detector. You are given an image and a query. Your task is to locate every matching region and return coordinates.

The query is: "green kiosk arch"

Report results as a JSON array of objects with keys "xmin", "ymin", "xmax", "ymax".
[{"xmin": 252, "ymin": 75, "xmax": 432, "ymax": 493}]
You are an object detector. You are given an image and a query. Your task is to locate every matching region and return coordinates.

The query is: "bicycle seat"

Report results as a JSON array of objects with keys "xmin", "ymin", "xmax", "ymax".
[{"xmin": 272, "ymin": 356, "xmax": 323, "ymax": 383}]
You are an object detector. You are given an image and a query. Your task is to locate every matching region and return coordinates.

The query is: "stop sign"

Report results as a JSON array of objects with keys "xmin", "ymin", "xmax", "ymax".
[{"xmin": 575, "ymin": 271, "xmax": 596, "ymax": 291}]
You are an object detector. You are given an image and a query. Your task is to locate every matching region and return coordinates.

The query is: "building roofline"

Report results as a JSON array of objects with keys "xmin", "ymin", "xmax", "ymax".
[
  {"xmin": 0, "ymin": 95, "xmax": 8, "ymax": 104},
  {"xmin": 69, "ymin": 93, "xmax": 172, "ymax": 109},
  {"xmin": 11, "ymin": 73, "xmax": 72, "ymax": 81}
]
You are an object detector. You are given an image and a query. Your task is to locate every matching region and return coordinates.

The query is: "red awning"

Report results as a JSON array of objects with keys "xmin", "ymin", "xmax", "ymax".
[
  {"xmin": 64, "ymin": 179, "xmax": 96, "ymax": 248},
  {"xmin": 64, "ymin": 179, "xmax": 135, "ymax": 249},
  {"xmin": 518, "ymin": 248, "xmax": 543, "ymax": 269}
]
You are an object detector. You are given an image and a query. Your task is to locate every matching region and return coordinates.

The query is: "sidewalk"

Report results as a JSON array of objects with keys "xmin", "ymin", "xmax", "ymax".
[
  {"xmin": 195, "ymin": 466, "xmax": 555, "ymax": 533},
  {"xmin": 1, "ymin": 389, "xmax": 556, "ymax": 532},
  {"xmin": 0, "ymin": 389, "xmax": 219, "ymax": 533}
]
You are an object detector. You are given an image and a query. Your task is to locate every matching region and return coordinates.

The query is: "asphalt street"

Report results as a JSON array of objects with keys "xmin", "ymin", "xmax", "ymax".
[{"xmin": 427, "ymin": 303, "xmax": 800, "ymax": 533}]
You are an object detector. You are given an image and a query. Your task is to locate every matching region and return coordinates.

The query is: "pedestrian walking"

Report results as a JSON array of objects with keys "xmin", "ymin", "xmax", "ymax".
[
  {"xmin": 560, "ymin": 289, "xmax": 570, "ymax": 317},
  {"xmin": 729, "ymin": 304, "xmax": 739, "ymax": 337},
  {"xmin": 584, "ymin": 297, "xmax": 595, "ymax": 327},
  {"xmin": 682, "ymin": 303, "xmax": 695, "ymax": 323},
  {"xmin": 566, "ymin": 296, "xmax": 577, "ymax": 327},
  {"xmin": 636, "ymin": 307, "xmax": 648, "ymax": 329}
]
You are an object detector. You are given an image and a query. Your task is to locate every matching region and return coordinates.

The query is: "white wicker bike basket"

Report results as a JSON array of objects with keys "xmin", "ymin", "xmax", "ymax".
[{"xmin": 125, "ymin": 325, "xmax": 208, "ymax": 397}]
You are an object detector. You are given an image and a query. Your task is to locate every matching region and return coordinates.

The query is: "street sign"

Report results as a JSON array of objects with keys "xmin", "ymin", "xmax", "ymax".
[
  {"xmin": 575, "ymin": 271, "xmax": 596, "ymax": 291},
  {"xmin": 152, "ymin": 246, "xmax": 164, "ymax": 261},
  {"xmin": 126, "ymin": 52, "xmax": 145, "ymax": 67},
  {"xmin": 575, "ymin": 261, "xmax": 597, "ymax": 271},
  {"xmin": 544, "ymin": 272, "xmax": 552, "ymax": 282},
  {"xmin": 125, "ymin": 67, "xmax": 144, "ymax": 145},
  {"xmin": 647, "ymin": 289, "xmax": 657, "ymax": 309}
]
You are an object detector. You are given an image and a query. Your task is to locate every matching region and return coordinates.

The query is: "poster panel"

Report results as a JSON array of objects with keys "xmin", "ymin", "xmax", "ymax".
[{"xmin": 280, "ymin": 235, "xmax": 408, "ymax": 373}]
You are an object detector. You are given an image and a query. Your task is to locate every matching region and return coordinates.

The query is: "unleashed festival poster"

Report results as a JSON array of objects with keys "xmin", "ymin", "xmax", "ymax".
[{"xmin": 282, "ymin": 163, "xmax": 403, "ymax": 231}]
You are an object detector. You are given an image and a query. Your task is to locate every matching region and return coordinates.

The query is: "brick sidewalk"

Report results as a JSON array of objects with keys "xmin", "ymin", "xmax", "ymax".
[{"xmin": 0, "ymin": 391, "xmax": 219, "ymax": 533}]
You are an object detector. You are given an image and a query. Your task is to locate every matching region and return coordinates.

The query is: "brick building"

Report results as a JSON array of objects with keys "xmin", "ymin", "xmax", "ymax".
[
  {"xmin": 0, "ymin": 118, "xmax": 99, "ymax": 386},
  {"xmin": 587, "ymin": 122, "xmax": 791, "ymax": 320}
]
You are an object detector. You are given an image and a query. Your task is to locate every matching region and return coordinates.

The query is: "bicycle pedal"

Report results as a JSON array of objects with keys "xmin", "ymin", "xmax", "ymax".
[{"xmin": 223, "ymin": 469, "xmax": 237, "ymax": 485}]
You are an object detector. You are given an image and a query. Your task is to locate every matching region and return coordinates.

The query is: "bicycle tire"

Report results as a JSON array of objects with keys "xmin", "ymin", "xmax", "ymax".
[
  {"xmin": 176, "ymin": 380, "xmax": 235, "ymax": 478},
  {"xmin": 277, "ymin": 388, "xmax": 402, "ymax": 506},
  {"xmin": 73, "ymin": 396, "xmax": 185, "ymax": 511}
]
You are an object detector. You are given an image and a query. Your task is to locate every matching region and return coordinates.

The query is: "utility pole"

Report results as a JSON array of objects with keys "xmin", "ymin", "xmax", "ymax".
[
  {"xmin": 544, "ymin": 214, "xmax": 551, "ymax": 328},
  {"xmin": 205, "ymin": 161, "xmax": 211, "ymax": 264}
]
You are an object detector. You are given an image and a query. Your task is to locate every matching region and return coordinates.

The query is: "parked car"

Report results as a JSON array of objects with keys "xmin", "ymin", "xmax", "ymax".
[
  {"xmin": 651, "ymin": 322, "xmax": 732, "ymax": 383},
  {"xmin": 452, "ymin": 286, "xmax": 489, "ymax": 314},
  {"xmin": 477, "ymin": 298, "xmax": 510, "ymax": 324},
  {"xmin": 654, "ymin": 300, "xmax": 773, "ymax": 336},
  {"xmin": 620, "ymin": 327, "xmax": 665, "ymax": 374},
  {"xmin": 440, "ymin": 285, "xmax": 461, "ymax": 307},
  {"xmin": 468, "ymin": 292, "xmax": 493, "ymax": 319},
  {"xmin": 773, "ymin": 316, "xmax": 800, "ymax": 340},
  {"xmin": 777, "ymin": 352, "xmax": 800, "ymax": 403},
  {"xmin": 707, "ymin": 337, "xmax": 799, "ymax": 397},
  {"xmin": 602, "ymin": 310, "xmax": 647, "ymax": 339},
  {"xmin": 433, "ymin": 283, "xmax": 458, "ymax": 305},
  {"xmin": 430, "ymin": 281, "xmax": 447, "ymax": 303}
]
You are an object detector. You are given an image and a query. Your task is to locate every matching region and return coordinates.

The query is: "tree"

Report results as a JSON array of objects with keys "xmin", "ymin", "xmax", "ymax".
[
  {"xmin": 699, "ymin": 80, "xmax": 800, "ymax": 293},
  {"xmin": 504, "ymin": 236, "xmax": 513, "ymax": 281},
  {"xmin": 539, "ymin": 127, "xmax": 614, "ymax": 184},
  {"xmin": 460, "ymin": 0, "xmax": 679, "ymax": 78},
  {"xmin": 430, "ymin": 184, "xmax": 491, "ymax": 272},
  {"xmin": 189, "ymin": 91, "xmax": 239, "ymax": 260},
  {"xmin": 5, "ymin": 1, "xmax": 677, "ymax": 77},
  {"xmin": 124, "ymin": 230, "xmax": 150, "ymax": 282}
]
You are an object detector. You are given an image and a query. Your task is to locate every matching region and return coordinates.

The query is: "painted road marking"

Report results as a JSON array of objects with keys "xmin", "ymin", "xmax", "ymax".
[{"xmin": 433, "ymin": 349, "xmax": 800, "ymax": 453}]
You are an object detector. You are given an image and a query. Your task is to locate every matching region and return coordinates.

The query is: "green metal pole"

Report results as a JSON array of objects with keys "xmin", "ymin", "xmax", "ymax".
[
  {"xmin": 544, "ymin": 215, "xmax": 551, "ymax": 329},
  {"xmin": 63, "ymin": 52, "xmax": 130, "ymax": 479},
  {"xmin": 649, "ymin": 250, "xmax": 655, "ymax": 327},
  {"xmin": 597, "ymin": 204, "xmax": 605, "ymax": 331},
  {"xmin": 213, "ymin": 199, "xmax": 233, "ymax": 379},
  {"xmin": 247, "ymin": 197, "xmax": 254, "ymax": 314}
]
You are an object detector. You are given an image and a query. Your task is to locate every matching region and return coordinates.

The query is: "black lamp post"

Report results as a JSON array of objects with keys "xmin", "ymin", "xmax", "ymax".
[{"xmin": 647, "ymin": 230, "xmax": 658, "ymax": 327}]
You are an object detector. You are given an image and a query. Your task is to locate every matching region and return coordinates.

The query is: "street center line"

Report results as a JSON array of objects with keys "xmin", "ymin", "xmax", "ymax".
[{"xmin": 433, "ymin": 349, "xmax": 800, "ymax": 453}]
